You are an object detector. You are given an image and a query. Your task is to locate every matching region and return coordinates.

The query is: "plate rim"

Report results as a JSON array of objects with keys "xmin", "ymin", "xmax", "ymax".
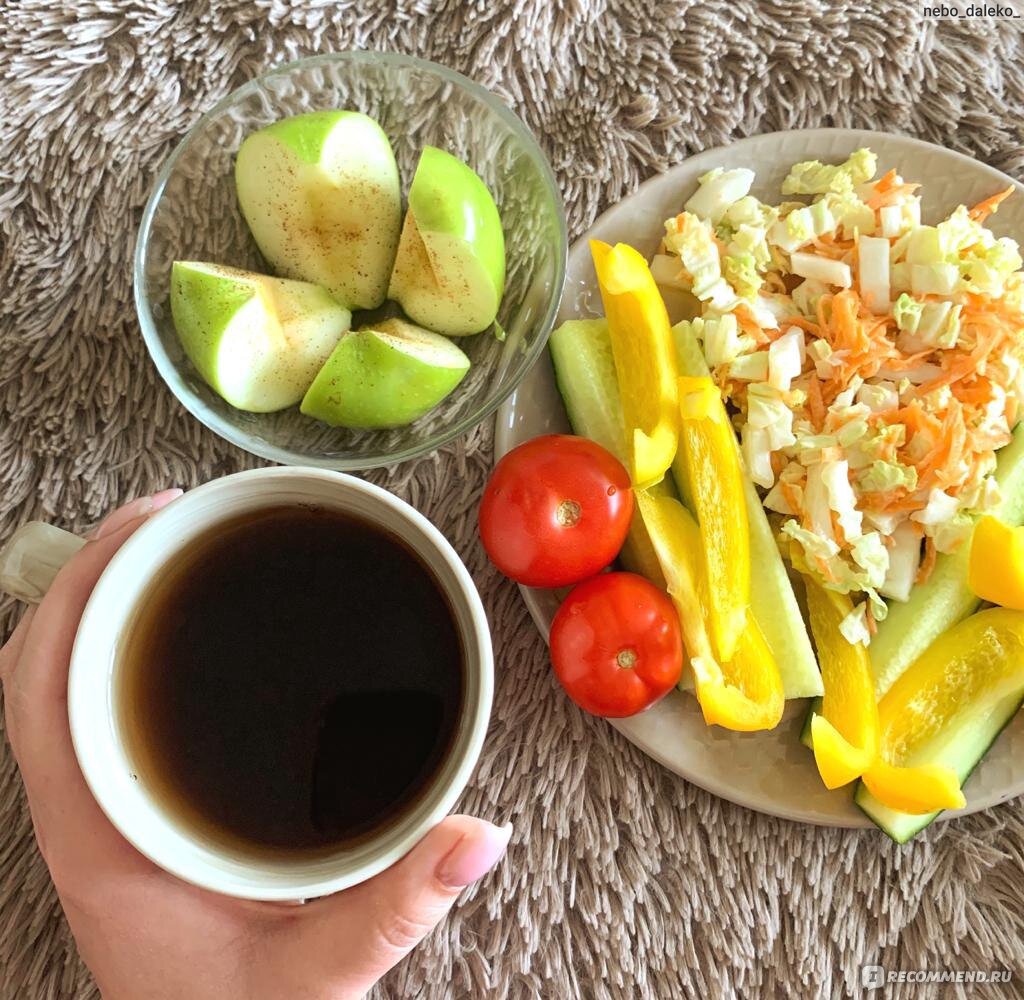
[{"xmin": 496, "ymin": 126, "xmax": 1024, "ymax": 828}]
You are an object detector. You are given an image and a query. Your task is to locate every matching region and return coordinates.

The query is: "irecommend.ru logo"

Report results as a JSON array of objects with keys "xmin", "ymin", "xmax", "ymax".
[{"xmin": 862, "ymin": 964, "xmax": 1013, "ymax": 988}]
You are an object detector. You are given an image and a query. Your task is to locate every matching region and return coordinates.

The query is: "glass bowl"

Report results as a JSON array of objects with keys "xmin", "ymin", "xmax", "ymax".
[{"xmin": 134, "ymin": 52, "xmax": 567, "ymax": 471}]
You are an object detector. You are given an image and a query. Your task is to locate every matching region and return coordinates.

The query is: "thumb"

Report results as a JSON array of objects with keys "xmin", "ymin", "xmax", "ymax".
[{"xmin": 304, "ymin": 816, "xmax": 511, "ymax": 997}]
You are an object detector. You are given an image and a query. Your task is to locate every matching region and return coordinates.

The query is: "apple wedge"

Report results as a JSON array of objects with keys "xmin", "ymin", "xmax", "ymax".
[
  {"xmin": 300, "ymin": 318, "xmax": 470, "ymax": 428},
  {"xmin": 387, "ymin": 146, "xmax": 505, "ymax": 336},
  {"xmin": 170, "ymin": 262, "xmax": 350, "ymax": 412},
  {"xmin": 235, "ymin": 111, "xmax": 401, "ymax": 310}
]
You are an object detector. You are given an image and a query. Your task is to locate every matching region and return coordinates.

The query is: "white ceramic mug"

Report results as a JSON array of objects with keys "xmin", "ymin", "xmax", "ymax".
[{"xmin": 0, "ymin": 467, "xmax": 493, "ymax": 900}]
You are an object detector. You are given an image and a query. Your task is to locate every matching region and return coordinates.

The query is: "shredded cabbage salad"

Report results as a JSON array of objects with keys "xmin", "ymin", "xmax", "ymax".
[{"xmin": 654, "ymin": 149, "xmax": 1024, "ymax": 641}]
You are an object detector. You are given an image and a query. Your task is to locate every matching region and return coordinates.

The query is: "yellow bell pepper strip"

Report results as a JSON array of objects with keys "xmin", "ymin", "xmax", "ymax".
[
  {"xmin": 969, "ymin": 515, "xmax": 1024, "ymax": 610},
  {"xmin": 809, "ymin": 717, "xmax": 875, "ymax": 791},
  {"xmin": 676, "ymin": 376, "xmax": 750, "ymax": 662},
  {"xmin": 590, "ymin": 240, "xmax": 679, "ymax": 489},
  {"xmin": 861, "ymin": 607, "xmax": 1024, "ymax": 814},
  {"xmin": 804, "ymin": 580, "xmax": 879, "ymax": 789},
  {"xmin": 694, "ymin": 615, "xmax": 784, "ymax": 731},
  {"xmin": 861, "ymin": 760, "xmax": 965, "ymax": 815},
  {"xmin": 671, "ymin": 317, "xmax": 822, "ymax": 700},
  {"xmin": 635, "ymin": 490, "xmax": 784, "ymax": 731}
]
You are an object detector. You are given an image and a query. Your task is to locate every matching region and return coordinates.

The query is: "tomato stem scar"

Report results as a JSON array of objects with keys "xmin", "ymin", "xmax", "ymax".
[
  {"xmin": 616, "ymin": 648, "xmax": 638, "ymax": 669},
  {"xmin": 556, "ymin": 499, "xmax": 582, "ymax": 527}
]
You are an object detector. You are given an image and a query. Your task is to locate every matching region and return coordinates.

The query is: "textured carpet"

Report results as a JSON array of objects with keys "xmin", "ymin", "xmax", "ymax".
[{"xmin": 2, "ymin": 3, "xmax": 1024, "ymax": 998}]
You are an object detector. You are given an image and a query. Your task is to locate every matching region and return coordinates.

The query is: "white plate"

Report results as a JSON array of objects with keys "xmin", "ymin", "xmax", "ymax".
[{"xmin": 496, "ymin": 129, "xmax": 1024, "ymax": 828}]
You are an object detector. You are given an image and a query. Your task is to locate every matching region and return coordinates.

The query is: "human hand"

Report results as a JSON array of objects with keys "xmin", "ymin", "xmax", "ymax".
[{"xmin": 0, "ymin": 492, "xmax": 511, "ymax": 1000}]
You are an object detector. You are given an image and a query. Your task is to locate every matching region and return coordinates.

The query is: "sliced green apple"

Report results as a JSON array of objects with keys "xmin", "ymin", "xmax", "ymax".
[
  {"xmin": 234, "ymin": 111, "xmax": 401, "ymax": 310},
  {"xmin": 300, "ymin": 318, "xmax": 470, "ymax": 428},
  {"xmin": 387, "ymin": 146, "xmax": 505, "ymax": 336},
  {"xmin": 170, "ymin": 261, "xmax": 350, "ymax": 413}
]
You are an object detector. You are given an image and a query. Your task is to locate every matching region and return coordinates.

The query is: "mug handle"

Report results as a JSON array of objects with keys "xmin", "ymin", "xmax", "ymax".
[{"xmin": 0, "ymin": 523, "xmax": 87, "ymax": 604}]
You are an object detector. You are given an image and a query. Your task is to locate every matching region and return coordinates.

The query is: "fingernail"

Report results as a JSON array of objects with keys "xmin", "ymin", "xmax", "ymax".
[
  {"xmin": 92, "ymin": 489, "xmax": 183, "ymax": 539},
  {"xmin": 93, "ymin": 497, "xmax": 153, "ymax": 538},
  {"xmin": 436, "ymin": 822, "xmax": 512, "ymax": 889},
  {"xmin": 150, "ymin": 488, "xmax": 184, "ymax": 512}
]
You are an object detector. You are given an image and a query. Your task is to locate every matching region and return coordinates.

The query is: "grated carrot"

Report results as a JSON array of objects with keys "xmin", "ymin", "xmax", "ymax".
[
  {"xmin": 734, "ymin": 305, "xmax": 772, "ymax": 345},
  {"xmin": 806, "ymin": 375, "xmax": 825, "ymax": 428},
  {"xmin": 787, "ymin": 316, "xmax": 822, "ymax": 336},
  {"xmin": 815, "ymin": 555, "xmax": 838, "ymax": 583},
  {"xmin": 781, "ymin": 481, "xmax": 802, "ymax": 512},
  {"xmin": 860, "ymin": 490, "xmax": 924, "ymax": 513},
  {"xmin": 811, "ymin": 236, "xmax": 853, "ymax": 261},
  {"xmin": 881, "ymin": 497, "xmax": 928, "ymax": 514},
  {"xmin": 916, "ymin": 537, "xmax": 937, "ymax": 584},
  {"xmin": 883, "ymin": 349, "xmax": 934, "ymax": 371},
  {"xmin": 944, "ymin": 400, "xmax": 968, "ymax": 469},
  {"xmin": 868, "ymin": 184, "xmax": 920, "ymax": 210},
  {"xmin": 951, "ymin": 378, "xmax": 994, "ymax": 407},
  {"xmin": 968, "ymin": 185, "xmax": 1014, "ymax": 223},
  {"xmin": 865, "ymin": 170, "xmax": 921, "ymax": 210},
  {"xmin": 874, "ymin": 169, "xmax": 899, "ymax": 193}
]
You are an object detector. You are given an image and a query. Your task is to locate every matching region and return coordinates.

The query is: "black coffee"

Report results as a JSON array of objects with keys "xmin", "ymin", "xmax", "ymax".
[{"xmin": 119, "ymin": 505, "xmax": 464, "ymax": 856}]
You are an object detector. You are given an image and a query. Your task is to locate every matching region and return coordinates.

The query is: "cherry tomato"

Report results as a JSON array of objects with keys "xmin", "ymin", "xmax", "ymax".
[
  {"xmin": 550, "ymin": 572, "xmax": 683, "ymax": 718},
  {"xmin": 479, "ymin": 435, "xmax": 633, "ymax": 588}
]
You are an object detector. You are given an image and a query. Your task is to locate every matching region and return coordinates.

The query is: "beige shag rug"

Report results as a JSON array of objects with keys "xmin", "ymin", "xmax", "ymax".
[{"xmin": 3, "ymin": 3, "xmax": 1024, "ymax": 998}]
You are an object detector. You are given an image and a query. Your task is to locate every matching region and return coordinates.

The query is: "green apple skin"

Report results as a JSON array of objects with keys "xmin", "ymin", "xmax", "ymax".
[
  {"xmin": 387, "ymin": 146, "xmax": 505, "ymax": 336},
  {"xmin": 170, "ymin": 262, "xmax": 350, "ymax": 413},
  {"xmin": 300, "ymin": 318, "xmax": 470, "ymax": 428},
  {"xmin": 234, "ymin": 111, "xmax": 401, "ymax": 311}
]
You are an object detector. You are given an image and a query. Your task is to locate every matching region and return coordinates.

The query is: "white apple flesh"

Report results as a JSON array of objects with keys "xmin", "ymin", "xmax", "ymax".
[
  {"xmin": 170, "ymin": 262, "xmax": 351, "ymax": 413},
  {"xmin": 388, "ymin": 146, "xmax": 505, "ymax": 336},
  {"xmin": 300, "ymin": 318, "xmax": 470, "ymax": 428},
  {"xmin": 235, "ymin": 111, "xmax": 401, "ymax": 311}
]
